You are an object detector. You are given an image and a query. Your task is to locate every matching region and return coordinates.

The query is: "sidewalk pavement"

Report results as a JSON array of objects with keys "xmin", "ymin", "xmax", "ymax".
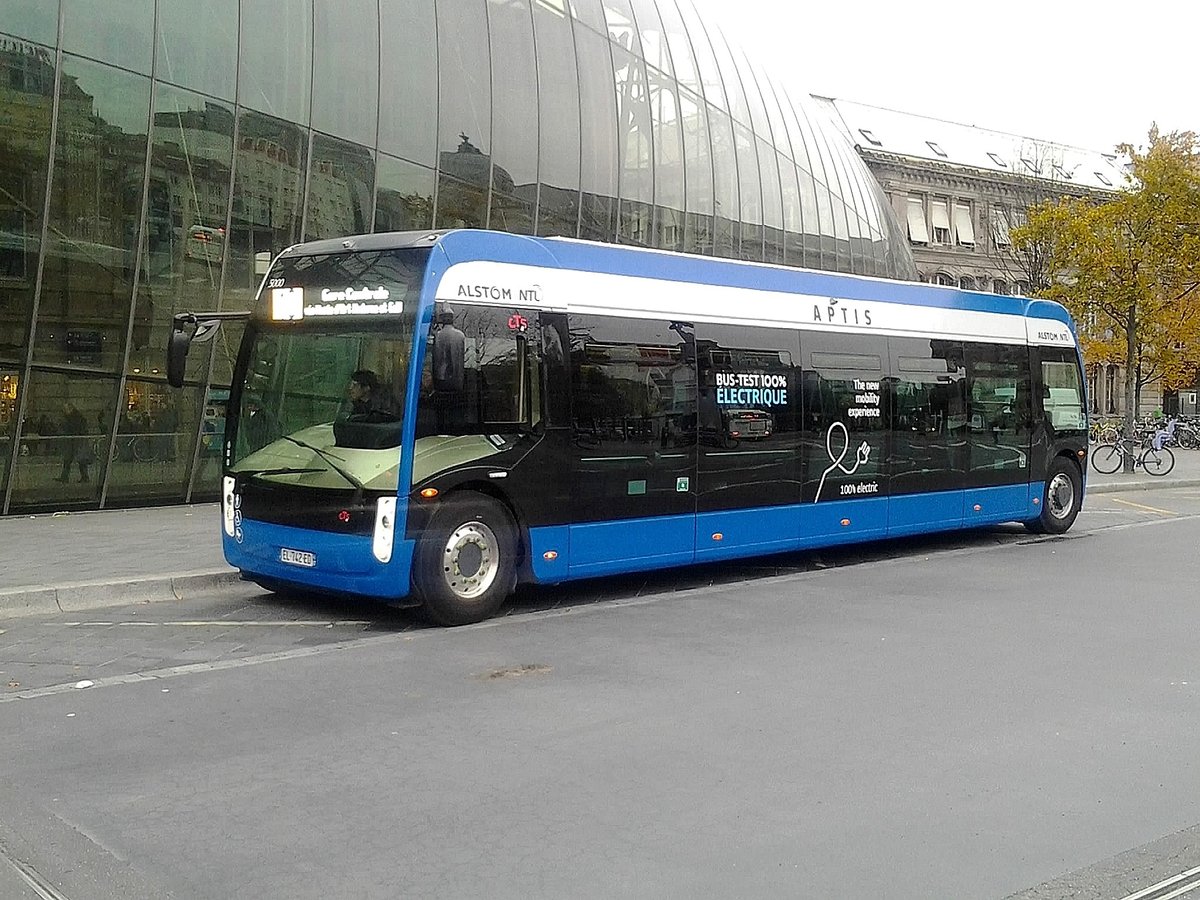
[{"xmin": 2, "ymin": 449, "xmax": 1199, "ymax": 620}]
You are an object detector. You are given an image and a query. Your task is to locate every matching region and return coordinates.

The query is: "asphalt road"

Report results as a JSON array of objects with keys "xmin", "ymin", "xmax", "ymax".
[{"xmin": 4, "ymin": 488, "xmax": 1200, "ymax": 900}]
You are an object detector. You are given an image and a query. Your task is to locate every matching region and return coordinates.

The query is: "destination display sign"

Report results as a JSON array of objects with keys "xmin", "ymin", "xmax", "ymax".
[{"xmin": 270, "ymin": 286, "xmax": 403, "ymax": 320}]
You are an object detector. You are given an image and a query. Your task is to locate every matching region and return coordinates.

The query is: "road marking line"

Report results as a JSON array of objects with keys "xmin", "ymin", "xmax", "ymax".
[
  {"xmin": 1118, "ymin": 864, "xmax": 1200, "ymax": 900},
  {"xmin": 1111, "ymin": 497, "xmax": 1178, "ymax": 517},
  {"xmin": 63, "ymin": 620, "xmax": 373, "ymax": 628}
]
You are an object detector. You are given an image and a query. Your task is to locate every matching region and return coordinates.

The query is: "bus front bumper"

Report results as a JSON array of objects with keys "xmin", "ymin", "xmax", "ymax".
[{"xmin": 223, "ymin": 519, "xmax": 417, "ymax": 603}]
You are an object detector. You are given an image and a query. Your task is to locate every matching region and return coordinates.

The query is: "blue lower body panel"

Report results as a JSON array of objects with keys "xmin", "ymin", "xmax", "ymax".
[
  {"xmin": 527, "ymin": 485, "xmax": 1040, "ymax": 585},
  {"xmin": 224, "ymin": 520, "xmax": 415, "ymax": 601}
]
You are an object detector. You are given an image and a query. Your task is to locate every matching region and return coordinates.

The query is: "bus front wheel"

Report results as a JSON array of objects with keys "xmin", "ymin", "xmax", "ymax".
[
  {"xmin": 415, "ymin": 492, "xmax": 517, "ymax": 626},
  {"xmin": 1026, "ymin": 457, "xmax": 1081, "ymax": 535}
]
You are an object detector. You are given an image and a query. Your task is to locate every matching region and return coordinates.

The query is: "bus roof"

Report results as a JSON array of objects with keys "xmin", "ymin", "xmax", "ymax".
[{"xmin": 275, "ymin": 229, "xmax": 1076, "ymax": 340}]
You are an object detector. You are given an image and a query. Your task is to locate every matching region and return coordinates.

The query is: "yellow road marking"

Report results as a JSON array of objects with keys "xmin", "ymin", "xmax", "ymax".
[{"xmin": 1111, "ymin": 497, "xmax": 1178, "ymax": 517}]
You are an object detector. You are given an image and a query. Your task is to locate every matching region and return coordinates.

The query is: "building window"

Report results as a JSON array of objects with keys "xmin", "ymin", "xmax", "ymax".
[
  {"xmin": 1094, "ymin": 171, "xmax": 1112, "ymax": 186},
  {"xmin": 929, "ymin": 198, "xmax": 951, "ymax": 245},
  {"xmin": 906, "ymin": 195, "xmax": 929, "ymax": 244},
  {"xmin": 991, "ymin": 207, "xmax": 1012, "ymax": 248},
  {"xmin": 959, "ymin": 275, "xmax": 976, "ymax": 290},
  {"xmin": 986, "ymin": 152, "xmax": 1008, "ymax": 168},
  {"xmin": 1020, "ymin": 157, "xmax": 1041, "ymax": 174},
  {"xmin": 992, "ymin": 279, "xmax": 1008, "ymax": 295},
  {"xmin": 953, "ymin": 201, "xmax": 975, "ymax": 246},
  {"xmin": 858, "ymin": 129, "xmax": 882, "ymax": 147},
  {"xmin": 926, "ymin": 140, "xmax": 948, "ymax": 158},
  {"xmin": 934, "ymin": 272, "xmax": 955, "ymax": 286},
  {"xmin": 1051, "ymin": 162, "xmax": 1073, "ymax": 180},
  {"xmin": 1015, "ymin": 280, "xmax": 1031, "ymax": 296}
]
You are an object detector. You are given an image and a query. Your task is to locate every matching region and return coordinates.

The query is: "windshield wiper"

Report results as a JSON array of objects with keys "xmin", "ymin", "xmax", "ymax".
[
  {"xmin": 234, "ymin": 466, "xmax": 326, "ymax": 478},
  {"xmin": 280, "ymin": 435, "xmax": 366, "ymax": 493}
]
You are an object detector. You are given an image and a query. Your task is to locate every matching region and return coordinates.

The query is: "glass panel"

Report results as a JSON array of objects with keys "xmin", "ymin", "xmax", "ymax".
[
  {"xmin": 238, "ymin": 0, "xmax": 312, "ymax": 125},
  {"xmin": 1, "ymin": 2, "xmax": 59, "ymax": 47},
  {"xmin": 37, "ymin": 57, "xmax": 150, "ymax": 374},
  {"xmin": 0, "ymin": 366, "xmax": 19, "ymax": 499},
  {"xmin": 435, "ymin": 0, "xmax": 491, "ymax": 229},
  {"xmin": 966, "ymin": 342, "xmax": 1031, "ymax": 486},
  {"xmin": 696, "ymin": 323, "xmax": 801, "ymax": 510},
  {"xmin": 487, "ymin": 0, "xmax": 538, "ymax": 235},
  {"xmin": 104, "ymin": 376, "xmax": 199, "ymax": 505},
  {"xmin": 62, "ymin": 0, "xmax": 152, "ymax": 74},
  {"xmin": 673, "ymin": 0, "xmax": 723, "ymax": 110},
  {"xmin": 568, "ymin": 0, "xmax": 606, "ymax": 32},
  {"xmin": 612, "ymin": 47, "xmax": 652, "ymax": 240},
  {"xmin": 156, "ymin": 0, "xmax": 238, "ymax": 99},
  {"xmin": 649, "ymin": 69, "xmax": 682, "ymax": 248},
  {"xmin": 656, "ymin": 0, "xmax": 698, "ymax": 92},
  {"xmin": 1043, "ymin": 359, "xmax": 1086, "ymax": 431},
  {"xmin": 378, "ymin": 0, "xmax": 437, "ymax": 167},
  {"xmin": 705, "ymin": 24, "xmax": 748, "ymax": 127},
  {"xmin": 304, "ymin": 134, "xmax": 375, "ymax": 240},
  {"xmin": 312, "ymin": 0, "xmax": 378, "ymax": 147},
  {"xmin": 734, "ymin": 122, "xmax": 761, "ymax": 260},
  {"xmin": 888, "ymin": 337, "xmax": 967, "ymax": 495},
  {"xmin": 576, "ymin": 25, "xmax": 617, "ymax": 242},
  {"xmin": 225, "ymin": 110, "xmax": 308, "ymax": 314},
  {"xmin": 128, "ymin": 85, "xmax": 233, "ymax": 383},
  {"xmin": 801, "ymin": 334, "xmax": 889, "ymax": 503},
  {"xmin": 532, "ymin": 0, "xmax": 580, "ymax": 237},
  {"xmin": 0, "ymin": 39, "xmax": 55, "ymax": 366},
  {"xmin": 708, "ymin": 104, "xmax": 737, "ymax": 258},
  {"xmin": 600, "ymin": 0, "xmax": 640, "ymax": 55},
  {"xmin": 628, "ymin": 0, "xmax": 670, "ymax": 76},
  {"xmin": 8, "ymin": 370, "xmax": 117, "ymax": 511},
  {"xmin": 729, "ymin": 46, "xmax": 770, "ymax": 139},
  {"xmin": 679, "ymin": 88, "xmax": 712, "ymax": 254},
  {"xmin": 373, "ymin": 155, "xmax": 435, "ymax": 233},
  {"xmin": 756, "ymin": 138, "xmax": 782, "ymax": 230},
  {"xmin": 778, "ymin": 152, "xmax": 803, "ymax": 265}
]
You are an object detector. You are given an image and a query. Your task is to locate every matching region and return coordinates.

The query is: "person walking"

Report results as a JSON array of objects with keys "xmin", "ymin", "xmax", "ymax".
[{"xmin": 55, "ymin": 401, "xmax": 93, "ymax": 483}]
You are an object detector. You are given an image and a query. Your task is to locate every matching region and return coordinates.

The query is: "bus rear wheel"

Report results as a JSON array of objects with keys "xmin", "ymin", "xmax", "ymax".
[
  {"xmin": 1026, "ymin": 457, "xmax": 1081, "ymax": 535},
  {"xmin": 415, "ymin": 492, "xmax": 517, "ymax": 626}
]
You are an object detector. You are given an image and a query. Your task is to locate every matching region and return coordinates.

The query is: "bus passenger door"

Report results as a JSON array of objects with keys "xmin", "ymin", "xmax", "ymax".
[
  {"xmin": 694, "ymin": 324, "xmax": 802, "ymax": 559},
  {"xmin": 566, "ymin": 316, "xmax": 697, "ymax": 578},
  {"xmin": 963, "ymin": 341, "xmax": 1033, "ymax": 524},
  {"xmin": 887, "ymin": 338, "xmax": 968, "ymax": 536}
]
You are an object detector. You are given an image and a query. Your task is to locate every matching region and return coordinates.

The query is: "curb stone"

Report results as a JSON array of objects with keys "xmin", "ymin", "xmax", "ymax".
[
  {"xmin": 1086, "ymin": 477, "xmax": 1200, "ymax": 495},
  {"xmin": 0, "ymin": 570, "xmax": 241, "ymax": 620}
]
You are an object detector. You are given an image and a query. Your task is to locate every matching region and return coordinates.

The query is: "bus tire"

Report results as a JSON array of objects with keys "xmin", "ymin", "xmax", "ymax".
[
  {"xmin": 1026, "ymin": 457, "xmax": 1081, "ymax": 535},
  {"xmin": 415, "ymin": 492, "xmax": 516, "ymax": 626}
]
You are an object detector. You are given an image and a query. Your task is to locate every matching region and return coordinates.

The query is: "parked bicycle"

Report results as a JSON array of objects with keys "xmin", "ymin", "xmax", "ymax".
[{"xmin": 1090, "ymin": 427, "xmax": 1176, "ymax": 476}]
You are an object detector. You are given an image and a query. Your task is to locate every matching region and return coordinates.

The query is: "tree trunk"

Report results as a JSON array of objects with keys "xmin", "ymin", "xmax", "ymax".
[{"xmin": 1124, "ymin": 305, "xmax": 1138, "ymax": 472}]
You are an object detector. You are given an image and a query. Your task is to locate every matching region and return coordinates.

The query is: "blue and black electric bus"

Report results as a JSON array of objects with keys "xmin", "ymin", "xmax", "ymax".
[{"xmin": 169, "ymin": 229, "xmax": 1088, "ymax": 625}]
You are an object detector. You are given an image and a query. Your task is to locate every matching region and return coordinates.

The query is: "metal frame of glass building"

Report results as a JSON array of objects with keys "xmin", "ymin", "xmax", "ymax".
[{"xmin": 0, "ymin": 0, "xmax": 915, "ymax": 515}]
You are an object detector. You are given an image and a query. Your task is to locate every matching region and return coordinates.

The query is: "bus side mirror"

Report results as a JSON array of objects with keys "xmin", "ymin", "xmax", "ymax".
[
  {"xmin": 167, "ymin": 312, "xmax": 247, "ymax": 388},
  {"xmin": 430, "ymin": 310, "xmax": 465, "ymax": 392},
  {"xmin": 167, "ymin": 316, "xmax": 193, "ymax": 388}
]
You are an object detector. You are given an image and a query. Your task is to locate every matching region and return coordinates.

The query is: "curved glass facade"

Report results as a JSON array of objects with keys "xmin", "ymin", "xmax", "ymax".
[{"xmin": 0, "ymin": 0, "xmax": 915, "ymax": 514}]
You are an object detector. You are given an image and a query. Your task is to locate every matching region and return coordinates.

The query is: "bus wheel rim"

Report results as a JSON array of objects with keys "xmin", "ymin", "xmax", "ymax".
[
  {"xmin": 442, "ymin": 521, "xmax": 499, "ymax": 600},
  {"xmin": 1048, "ymin": 473, "xmax": 1074, "ymax": 519}
]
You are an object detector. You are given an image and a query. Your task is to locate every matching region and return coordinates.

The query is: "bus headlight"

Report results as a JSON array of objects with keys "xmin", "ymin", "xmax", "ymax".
[
  {"xmin": 373, "ymin": 496, "xmax": 396, "ymax": 563},
  {"xmin": 223, "ymin": 476, "xmax": 236, "ymax": 537}
]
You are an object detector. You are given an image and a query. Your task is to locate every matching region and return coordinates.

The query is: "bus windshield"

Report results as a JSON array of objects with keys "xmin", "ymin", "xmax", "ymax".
[{"xmin": 230, "ymin": 248, "xmax": 427, "ymax": 492}]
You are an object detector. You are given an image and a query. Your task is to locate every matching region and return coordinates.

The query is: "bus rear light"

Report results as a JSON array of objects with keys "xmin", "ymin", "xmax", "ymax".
[
  {"xmin": 419, "ymin": 487, "xmax": 439, "ymax": 499},
  {"xmin": 223, "ymin": 476, "xmax": 236, "ymax": 537},
  {"xmin": 542, "ymin": 550, "xmax": 558, "ymax": 561},
  {"xmin": 338, "ymin": 510, "xmax": 351, "ymax": 523},
  {"xmin": 840, "ymin": 518, "xmax": 851, "ymax": 527},
  {"xmin": 373, "ymin": 497, "xmax": 397, "ymax": 563}
]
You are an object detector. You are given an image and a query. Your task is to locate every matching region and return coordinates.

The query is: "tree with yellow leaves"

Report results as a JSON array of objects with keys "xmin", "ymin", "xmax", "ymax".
[{"xmin": 1014, "ymin": 129, "xmax": 1200, "ymax": 468}]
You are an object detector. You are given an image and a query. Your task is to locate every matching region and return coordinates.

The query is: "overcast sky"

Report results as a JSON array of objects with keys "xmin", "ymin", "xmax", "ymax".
[{"xmin": 699, "ymin": 0, "xmax": 1191, "ymax": 155}]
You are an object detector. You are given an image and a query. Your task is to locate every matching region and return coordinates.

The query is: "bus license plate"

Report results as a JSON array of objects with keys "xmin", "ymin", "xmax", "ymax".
[{"xmin": 280, "ymin": 548, "xmax": 317, "ymax": 568}]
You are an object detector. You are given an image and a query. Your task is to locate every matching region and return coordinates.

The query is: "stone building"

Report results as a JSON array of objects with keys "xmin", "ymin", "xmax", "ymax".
[{"xmin": 814, "ymin": 97, "xmax": 1144, "ymax": 417}]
